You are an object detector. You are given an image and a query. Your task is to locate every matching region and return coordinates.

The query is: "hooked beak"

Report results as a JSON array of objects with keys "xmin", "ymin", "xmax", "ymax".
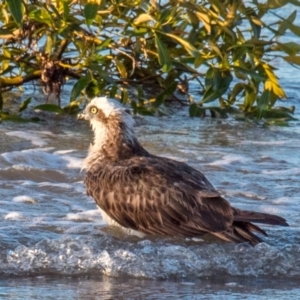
[{"xmin": 77, "ymin": 110, "xmax": 89, "ymax": 121}]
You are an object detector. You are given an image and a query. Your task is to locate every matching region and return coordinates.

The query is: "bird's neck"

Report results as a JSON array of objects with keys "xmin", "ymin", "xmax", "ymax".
[{"xmin": 83, "ymin": 123, "xmax": 149, "ymax": 169}]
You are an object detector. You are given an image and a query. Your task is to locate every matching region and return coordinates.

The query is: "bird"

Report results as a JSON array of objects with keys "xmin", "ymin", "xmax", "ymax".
[{"xmin": 78, "ymin": 96, "xmax": 288, "ymax": 246}]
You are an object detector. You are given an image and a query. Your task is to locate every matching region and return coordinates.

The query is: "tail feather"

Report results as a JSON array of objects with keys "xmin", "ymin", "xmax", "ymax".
[
  {"xmin": 212, "ymin": 209, "xmax": 288, "ymax": 246},
  {"xmin": 212, "ymin": 223, "xmax": 264, "ymax": 246},
  {"xmin": 233, "ymin": 209, "xmax": 289, "ymax": 226}
]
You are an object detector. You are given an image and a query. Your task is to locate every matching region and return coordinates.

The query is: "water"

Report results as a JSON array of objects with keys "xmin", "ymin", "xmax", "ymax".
[
  {"xmin": 1, "ymin": 101, "xmax": 300, "ymax": 298},
  {"xmin": 1, "ymin": 5, "xmax": 300, "ymax": 299}
]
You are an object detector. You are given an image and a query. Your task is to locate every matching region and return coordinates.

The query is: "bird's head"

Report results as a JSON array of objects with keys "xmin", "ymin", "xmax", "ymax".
[{"xmin": 78, "ymin": 97, "xmax": 135, "ymax": 147}]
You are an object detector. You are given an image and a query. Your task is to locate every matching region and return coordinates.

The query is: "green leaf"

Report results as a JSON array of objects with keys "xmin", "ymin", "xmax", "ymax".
[
  {"xmin": 154, "ymin": 34, "xmax": 172, "ymax": 72},
  {"xmin": 0, "ymin": 112, "xmax": 40, "ymax": 123},
  {"xmin": 164, "ymin": 33, "xmax": 199, "ymax": 57},
  {"xmin": 278, "ymin": 10, "xmax": 297, "ymax": 36},
  {"xmin": 70, "ymin": 74, "xmax": 92, "ymax": 101},
  {"xmin": 19, "ymin": 97, "xmax": 31, "ymax": 113},
  {"xmin": 201, "ymin": 70, "xmax": 232, "ymax": 104},
  {"xmin": 250, "ymin": 19, "xmax": 261, "ymax": 39},
  {"xmin": 86, "ymin": 79, "xmax": 101, "ymax": 98},
  {"xmin": 63, "ymin": 0, "xmax": 70, "ymax": 20},
  {"xmin": 114, "ymin": 58, "xmax": 128, "ymax": 78},
  {"xmin": 121, "ymin": 89, "xmax": 129, "ymax": 104},
  {"xmin": 154, "ymin": 81, "xmax": 177, "ymax": 107},
  {"xmin": 44, "ymin": 35, "xmax": 53, "ymax": 55},
  {"xmin": 261, "ymin": 108, "xmax": 296, "ymax": 121},
  {"xmin": 283, "ymin": 55, "xmax": 300, "ymax": 65},
  {"xmin": 229, "ymin": 83, "xmax": 245, "ymax": 104},
  {"xmin": 257, "ymin": 90, "xmax": 272, "ymax": 117},
  {"xmin": 232, "ymin": 66, "xmax": 265, "ymax": 81},
  {"xmin": 84, "ymin": 3, "xmax": 98, "ymax": 26},
  {"xmin": 275, "ymin": 42, "xmax": 300, "ymax": 55},
  {"xmin": 7, "ymin": 0, "xmax": 23, "ymax": 27},
  {"xmin": 29, "ymin": 8, "xmax": 53, "ymax": 26},
  {"xmin": 63, "ymin": 101, "xmax": 80, "ymax": 115},
  {"xmin": 244, "ymin": 90, "xmax": 256, "ymax": 111},
  {"xmin": 0, "ymin": 93, "xmax": 3, "ymax": 111},
  {"xmin": 289, "ymin": 23, "xmax": 300, "ymax": 37},
  {"xmin": 109, "ymin": 85, "xmax": 118, "ymax": 99},
  {"xmin": 34, "ymin": 104, "xmax": 64, "ymax": 113},
  {"xmin": 267, "ymin": 0, "xmax": 300, "ymax": 9},
  {"xmin": 189, "ymin": 103, "xmax": 202, "ymax": 117}
]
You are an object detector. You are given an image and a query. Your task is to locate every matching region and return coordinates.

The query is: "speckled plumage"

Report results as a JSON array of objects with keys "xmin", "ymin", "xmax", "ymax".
[{"xmin": 78, "ymin": 97, "xmax": 288, "ymax": 245}]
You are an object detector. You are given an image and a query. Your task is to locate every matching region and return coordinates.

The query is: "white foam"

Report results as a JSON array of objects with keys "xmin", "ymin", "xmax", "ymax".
[
  {"xmin": 54, "ymin": 150, "xmax": 76, "ymax": 155},
  {"xmin": 273, "ymin": 197, "xmax": 293, "ymax": 205},
  {"xmin": 6, "ymin": 131, "xmax": 53, "ymax": 147},
  {"xmin": 208, "ymin": 154, "xmax": 249, "ymax": 166},
  {"xmin": 1, "ymin": 148, "xmax": 82, "ymax": 170},
  {"xmin": 12, "ymin": 195, "xmax": 37, "ymax": 204},
  {"xmin": 37, "ymin": 182, "xmax": 73, "ymax": 189},
  {"xmin": 240, "ymin": 140, "xmax": 287, "ymax": 146},
  {"xmin": 59, "ymin": 155, "xmax": 83, "ymax": 169},
  {"xmin": 5, "ymin": 212, "xmax": 23, "ymax": 220},
  {"xmin": 262, "ymin": 168, "xmax": 300, "ymax": 175},
  {"xmin": 65, "ymin": 210, "xmax": 100, "ymax": 222}
]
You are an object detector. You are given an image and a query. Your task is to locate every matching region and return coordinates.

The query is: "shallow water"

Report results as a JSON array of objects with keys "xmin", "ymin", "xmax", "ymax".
[
  {"xmin": 1, "ymin": 4, "xmax": 300, "ymax": 298},
  {"xmin": 1, "ymin": 101, "xmax": 300, "ymax": 297},
  {"xmin": 2, "ymin": 275, "xmax": 300, "ymax": 300}
]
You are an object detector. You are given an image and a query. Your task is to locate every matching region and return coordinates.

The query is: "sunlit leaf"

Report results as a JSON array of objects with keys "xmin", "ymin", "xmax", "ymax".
[
  {"xmin": 28, "ymin": 8, "xmax": 53, "ymax": 26},
  {"xmin": 45, "ymin": 35, "xmax": 53, "ymax": 55},
  {"xmin": 261, "ymin": 63, "xmax": 279, "ymax": 86},
  {"xmin": 134, "ymin": 13, "xmax": 155, "ymax": 25},
  {"xmin": 265, "ymin": 80, "xmax": 286, "ymax": 98},
  {"xmin": 195, "ymin": 11, "xmax": 211, "ymax": 34},
  {"xmin": 121, "ymin": 88, "xmax": 129, "ymax": 104},
  {"xmin": 164, "ymin": 33, "xmax": 199, "ymax": 57},
  {"xmin": 244, "ymin": 90, "xmax": 256, "ymax": 111},
  {"xmin": 114, "ymin": 58, "xmax": 128, "ymax": 78}
]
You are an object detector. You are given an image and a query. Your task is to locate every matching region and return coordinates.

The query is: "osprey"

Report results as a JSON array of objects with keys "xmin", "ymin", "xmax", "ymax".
[{"xmin": 78, "ymin": 96, "xmax": 288, "ymax": 245}]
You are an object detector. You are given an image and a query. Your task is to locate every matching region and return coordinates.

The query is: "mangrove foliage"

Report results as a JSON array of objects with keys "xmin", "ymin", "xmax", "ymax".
[{"xmin": 1, "ymin": 0, "xmax": 300, "ymax": 122}]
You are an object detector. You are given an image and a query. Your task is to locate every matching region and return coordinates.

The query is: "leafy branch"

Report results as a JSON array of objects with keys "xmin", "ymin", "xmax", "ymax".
[{"xmin": 0, "ymin": 0, "xmax": 299, "ymax": 122}]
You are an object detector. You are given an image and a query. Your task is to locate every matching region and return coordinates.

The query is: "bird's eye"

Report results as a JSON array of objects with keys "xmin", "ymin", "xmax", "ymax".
[{"xmin": 90, "ymin": 107, "xmax": 98, "ymax": 114}]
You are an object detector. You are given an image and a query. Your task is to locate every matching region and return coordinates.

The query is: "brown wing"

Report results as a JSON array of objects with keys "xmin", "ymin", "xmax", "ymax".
[{"xmin": 85, "ymin": 156, "xmax": 234, "ymax": 237}]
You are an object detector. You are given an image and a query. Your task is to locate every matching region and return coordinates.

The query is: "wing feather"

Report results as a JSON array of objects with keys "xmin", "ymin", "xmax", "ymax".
[{"xmin": 85, "ymin": 156, "xmax": 233, "ymax": 237}]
